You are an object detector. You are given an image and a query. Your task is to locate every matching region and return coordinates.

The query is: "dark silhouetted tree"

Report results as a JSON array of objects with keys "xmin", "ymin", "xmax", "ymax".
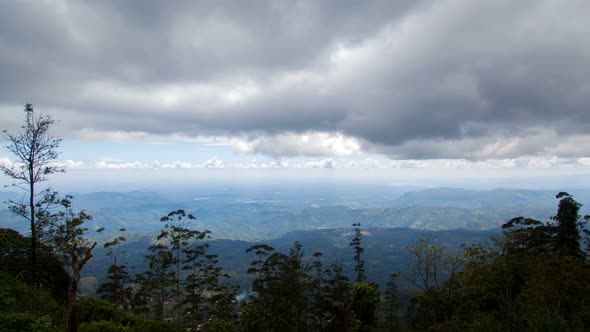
[
  {"xmin": 180, "ymin": 229, "xmax": 210, "ymax": 328},
  {"xmin": 137, "ymin": 242, "xmax": 175, "ymax": 321},
  {"xmin": 350, "ymin": 223, "xmax": 365, "ymax": 282},
  {"xmin": 159, "ymin": 209, "xmax": 196, "ymax": 307},
  {"xmin": 198, "ymin": 253, "xmax": 238, "ymax": 328},
  {"xmin": 96, "ymin": 228, "xmax": 133, "ymax": 311},
  {"xmin": 0, "ymin": 103, "xmax": 64, "ymax": 286},
  {"xmin": 383, "ymin": 272, "xmax": 400, "ymax": 332},
  {"xmin": 323, "ymin": 262, "xmax": 353, "ymax": 331},
  {"xmin": 553, "ymin": 192, "xmax": 584, "ymax": 257},
  {"xmin": 244, "ymin": 242, "xmax": 311, "ymax": 331}
]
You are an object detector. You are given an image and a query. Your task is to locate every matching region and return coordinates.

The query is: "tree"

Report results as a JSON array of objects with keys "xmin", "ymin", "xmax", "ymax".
[
  {"xmin": 323, "ymin": 262, "xmax": 354, "ymax": 331},
  {"xmin": 501, "ymin": 192, "xmax": 587, "ymax": 258},
  {"xmin": 244, "ymin": 242, "xmax": 311, "ymax": 331},
  {"xmin": 407, "ymin": 237, "xmax": 468, "ymax": 330},
  {"xmin": 180, "ymin": 229, "xmax": 210, "ymax": 328},
  {"xmin": 408, "ymin": 237, "xmax": 445, "ymax": 291},
  {"xmin": 136, "ymin": 242, "xmax": 175, "ymax": 321},
  {"xmin": 383, "ymin": 273, "xmax": 400, "ymax": 332},
  {"xmin": 349, "ymin": 281, "xmax": 380, "ymax": 331},
  {"xmin": 306, "ymin": 251, "xmax": 329, "ymax": 329},
  {"xmin": 0, "ymin": 228, "xmax": 70, "ymax": 302},
  {"xmin": 97, "ymin": 264, "xmax": 133, "ymax": 310},
  {"xmin": 349, "ymin": 223, "xmax": 366, "ymax": 282},
  {"xmin": 0, "ymin": 103, "xmax": 64, "ymax": 286},
  {"xmin": 46, "ymin": 195, "xmax": 96, "ymax": 332},
  {"xmin": 96, "ymin": 227, "xmax": 133, "ymax": 311},
  {"xmin": 159, "ymin": 209, "xmax": 197, "ymax": 307},
  {"xmin": 197, "ymin": 253, "xmax": 238, "ymax": 328},
  {"xmin": 408, "ymin": 193, "xmax": 590, "ymax": 331},
  {"xmin": 553, "ymin": 192, "xmax": 584, "ymax": 257}
]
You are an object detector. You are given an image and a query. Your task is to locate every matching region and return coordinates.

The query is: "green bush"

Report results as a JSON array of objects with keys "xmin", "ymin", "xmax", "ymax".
[
  {"xmin": 201, "ymin": 318, "xmax": 239, "ymax": 332},
  {"xmin": 0, "ymin": 312, "xmax": 56, "ymax": 332},
  {"xmin": 0, "ymin": 272, "xmax": 65, "ymax": 330},
  {"xmin": 77, "ymin": 297, "xmax": 184, "ymax": 332},
  {"xmin": 78, "ymin": 320, "xmax": 130, "ymax": 332},
  {"xmin": 130, "ymin": 316, "xmax": 185, "ymax": 332},
  {"xmin": 77, "ymin": 297, "xmax": 129, "ymax": 325}
]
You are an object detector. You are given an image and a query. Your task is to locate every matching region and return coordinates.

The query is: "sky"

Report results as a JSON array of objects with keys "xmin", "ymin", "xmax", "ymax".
[{"xmin": 1, "ymin": 0, "xmax": 590, "ymax": 190}]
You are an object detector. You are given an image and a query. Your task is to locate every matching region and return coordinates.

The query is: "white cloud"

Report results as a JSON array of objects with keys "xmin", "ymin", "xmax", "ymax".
[
  {"xmin": 233, "ymin": 158, "xmax": 288, "ymax": 169},
  {"xmin": 202, "ymin": 157, "xmax": 224, "ymax": 168},
  {"xmin": 301, "ymin": 159, "xmax": 333, "ymax": 169},
  {"xmin": 51, "ymin": 160, "xmax": 85, "ymax": 169},
  {"xmin": 160, "ymin": 161, "xmax": 194, "ymax": 169},
  {"xmin": 0, "ymin": 157, "xmax": 84, "ymax": 170},
  {"xmin": 0, "ymin": 157, "xmax": 16, "ymax": 169},
  {"xmin": 231, "ymin": 132, "xmax": 360, "ymax": 158},
  {"xmin": 95, "ymin": 161, "xmax": 145, "ymax": 169}
]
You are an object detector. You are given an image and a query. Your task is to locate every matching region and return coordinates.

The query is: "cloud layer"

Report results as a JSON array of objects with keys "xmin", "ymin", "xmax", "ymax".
[{"xmin": 1, "ymin": 1, "xmax": 589, "ymax": 160}]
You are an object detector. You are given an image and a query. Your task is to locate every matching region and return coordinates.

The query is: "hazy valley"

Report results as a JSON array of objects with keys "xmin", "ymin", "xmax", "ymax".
[{"xmin": 4, "ymin": 185, "xmax": 586, "ymax": 294}]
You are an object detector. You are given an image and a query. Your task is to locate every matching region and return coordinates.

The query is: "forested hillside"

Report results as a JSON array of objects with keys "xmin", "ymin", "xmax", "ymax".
[{"xmin": 3, "ymin": 192, "xmax": 590, "ymax": 331}]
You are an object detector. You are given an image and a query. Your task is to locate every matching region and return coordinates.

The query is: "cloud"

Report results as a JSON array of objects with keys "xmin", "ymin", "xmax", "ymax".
[
  {"xmin": 161, "ymin": 161, "xmax": 194, "ymax": 169},
  {"xmin": 96, "ymin": 161, "xmax": 144, "ymax": 169},
  {"xmin": 0, "ymin": 157, "xmax": 17, "ymax": 169},
  {"xmin": 0, "ymin": 157, "xmax": 85, "ymax": 170},
  {"xmin": 148, "ymin": 158, "xmax": 226, "ymax": 169},
  {"xmin": 231, "ymin": 132, "xmax": 360, "ymax": 157},
  {"xmin": 1, "ymin": 1, "xmax": 590, "ymax": 160},
  {"xmin": 52, "ymin": 160, "xmax": 85, "ymax": 169},
  {"xmin": 202, "ymin": 157, "xmax": 224, "ymax": 168},
  {"xmin": 1, "ymin": 155, "xmax": 585, "ymax": 173},
  {"xmin": 302, "ymin": 159, "xmax": 333, "ymax": 169},
  {"xmin": 233, "ymin": 159, "xmax": 286, "ymax": 169}
]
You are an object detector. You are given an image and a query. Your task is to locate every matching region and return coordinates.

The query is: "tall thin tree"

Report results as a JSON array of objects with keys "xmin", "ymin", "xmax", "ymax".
[
  {"xmin": 159, "ymin": 209, "xmax": 196, "ymax": 308},
  {"xmin": 97, "ymin": 227, "xmax": 133, "ymax": 310},
  {"xmin": 350, "ymin": 223, "xmax": 366, "ymax": 282},
  {"xmin": 383, "ymin": 272, "xmax": 400, "ymax": 332},
  {"xmin": 0, "ymin": 103, "xmax": 64, "ymax": 286}
]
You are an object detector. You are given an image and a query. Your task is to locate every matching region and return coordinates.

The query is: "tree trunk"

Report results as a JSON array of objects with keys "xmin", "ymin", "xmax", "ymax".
[
  {"xmin": 30, "ymin": 179, "xmax": 37, "ymax": 287},
  {"xmin": 68, "ymin": 260, "xmax": 80, "ymax": 332},
  {"xmin": 67, "ymin": 242, "xmax": 96, "ymax": 332}
]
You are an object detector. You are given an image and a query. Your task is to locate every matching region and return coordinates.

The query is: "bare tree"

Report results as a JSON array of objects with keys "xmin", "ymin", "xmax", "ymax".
[
  {"xmin": 0, "ymin": 103, "xmax": 64, "ymax": 285},
  {"xmin": 409, "ymin": 237, "xmax": 445, "ymax": 290}
]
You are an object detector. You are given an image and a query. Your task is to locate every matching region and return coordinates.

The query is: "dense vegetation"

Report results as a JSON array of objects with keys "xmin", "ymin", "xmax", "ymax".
[
  {"xmin": 3, "ymin": 191, "xmax": 590, "ymax": 331},
  {"xmin": 2, "ymin": 106, "xmax": 590, "ymax": 331}
]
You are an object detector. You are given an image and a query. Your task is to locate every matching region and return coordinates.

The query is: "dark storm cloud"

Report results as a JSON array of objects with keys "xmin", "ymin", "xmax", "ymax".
[{"xmin": 1, "ymin": 0, "xmax": 589, "ymax": 159}]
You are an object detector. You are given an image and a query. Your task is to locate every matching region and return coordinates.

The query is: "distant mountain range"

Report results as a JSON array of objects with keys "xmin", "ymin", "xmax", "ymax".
[
  {"xmin": 81, "ymin": 227, "xmax": 495, "ymax": 294},
  {"xmin": 3, "ymin": 186, "xmax": 587, "ymax": 241}
]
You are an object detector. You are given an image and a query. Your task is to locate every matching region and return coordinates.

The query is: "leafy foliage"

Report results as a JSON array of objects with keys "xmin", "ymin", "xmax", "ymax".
[
  {"xmin": 77, "ymin": 297, "xmax": 184, "ymax": 332},
  {"xmin": 242, "ymin": 225, "xmax": 382, "ymax": 331},
  {"xmin": 407, "ymin": 193, "xmax": 590, "ymax": 331},
  {"xmin": 0, "ymin": 272, "xmax": 65, "ymax": 331}
]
